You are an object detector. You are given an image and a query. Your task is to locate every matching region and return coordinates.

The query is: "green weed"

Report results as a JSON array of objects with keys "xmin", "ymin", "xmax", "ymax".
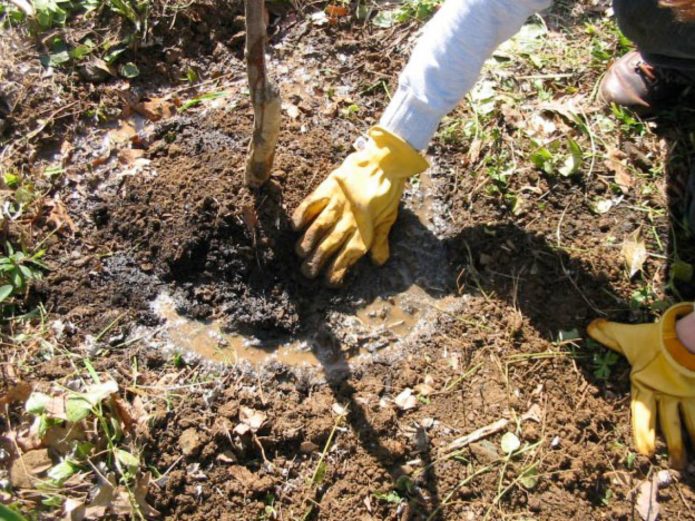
[
  {"xmin": 1, "ymin": 0, "xmax": 151, "ymax": 72},
  {"xmin": 592, "ymin": 349, "xmax": 620, "ymax": 380},
  {"xmin": 21, "ymin": 358, "xmax": 155, "ymax": 518},
  {"xmin": 0, "ymin": 242, "xmax": 47, "ymax": 305}
]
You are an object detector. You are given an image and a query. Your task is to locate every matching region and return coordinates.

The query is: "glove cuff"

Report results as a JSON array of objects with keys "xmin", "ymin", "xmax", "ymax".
[
  {"xmin": 366, "ymin": 126, "xmax": 430, "ymax": 178},
  {"xmin": 660, "ymin": 302, "xmax": 695, "ymax": 377}
]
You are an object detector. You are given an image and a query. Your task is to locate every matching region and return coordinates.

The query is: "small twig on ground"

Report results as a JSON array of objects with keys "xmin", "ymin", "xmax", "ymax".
[{"xmin": 444, "ymin": 418, "xmax": 510, "ymax": 453}]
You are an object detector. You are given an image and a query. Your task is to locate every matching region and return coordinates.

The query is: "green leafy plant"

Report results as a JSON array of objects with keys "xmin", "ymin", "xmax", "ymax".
[
  {"xmin": 395, "ymin": 0, "xmax": 442, "ymax": 22},
  {"xmin": 33, "ymin": 0, "xmax": 69, "ymax": 30},
  {"xmin": 591, "ymin": 346, "xmax": 620, "ymax": 380},
  {"xmin": 0, "ymin": 504, "xmax": 29, "ymax": 521},
  {"xmin": 530, "ymin": 138, "xmax": 583, "ymax": 177},
  {"xmin": 611, "ymin": 103, "xmax": 645, "ymax": 136},
  {"xmin": 21, "ymin": 360, "xmax": 154, "ymax": 517},
  {"xmin": 372, "ymin": 0, "xmax": 442, "ymax": 27},
  {"xmin": 178, "ymin": 91, "xmax": 229, "ymax": 112},
  {"xmin": 373, "ymin": 489, "xmax": 403, "ymax": 504},
  {"xmin": 0, "ymin": 242, "xmax": 47, "ymax": 304}
]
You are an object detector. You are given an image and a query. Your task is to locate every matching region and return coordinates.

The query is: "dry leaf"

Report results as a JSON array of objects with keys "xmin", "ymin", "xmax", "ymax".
[
  {"xmin": 394, "ymin": 388, "xmax": 417, "ymax": 411},
  {"xmin": 635, "ymin": 478, "xmax": 659, "ymax": 521},
  {"xmin": 331, "ymin": 403, "xmax": 347, "ymax": 416},
  {"xmin": 64, "ymin": 498, "xmax": 86, "ymax": 521},
  {"xmin": 179, "ymin": 428, "xmax": 202, "ymax": 456},
  {"xmin": 468, "ymin": 138, "xmax": 482, "ymax": 164},
  {"xmin": 605, "ymin": 148, "xmax": 633, "ymax": 193},
  {"xmin": 326, "ymin": 3, "xmax": 349, "ymax": 24},
  {"xmin": 238, "ymin": 406, "xmax": 267, "ymax": 433},
  {"xmin": 527, "ymin": 112, "xmax": 557, "ymax": 139},
  {"xmin": 111, "ymin": 396, "xmax": 136, "ymax": 431},
  {"xmin": 43, "ymin": 422, "xmax": 85, "ymax": 453},
  {"xmin": 621, "ymin": 230, "xmax": 647, "ymax": 278},
  {"xmin": 133, "ymin": 473, "xmax": 160, "ymax": 518},
  {"xmin": 108, "ymin": 119, "xmax": 137, "ymax": 146},
  {"xmin": 111, "ymin": 473, "xmax": 159, "ymax": 519},
  {"xmin": 10, "ymin": 448, "xmax": 52, "ymax": 488},
  {"xmin": 216, "ymin": 450, "xmax": 237, "ymax": 464},
  {"xmin": 414, "ymin": 383, "xmax": 434, "ymax": 397},
  {"xmin": 133, "ymin": 97, "xmax": 175, "ymax": 122},
  {"xmin": 285, "ymin": 103, "xmax": 301, "ymax": 119},
  {"xmin": 118, "ymin": 148, "xmax": 146, "ymax": 166},
  {"xmin": 44, "ymin": 196, "xmax": 78, "ymax": 234},
  {"xmin": 14, "ymin": 424, "xmax": 42, "ymax": 452},
  {"xmin": 521, "ymin": 403, "xmax": 542, "ymax": 423},
  {"xmin": 0, "ymin": 381, "xmax": 32, "ymax": 408}
]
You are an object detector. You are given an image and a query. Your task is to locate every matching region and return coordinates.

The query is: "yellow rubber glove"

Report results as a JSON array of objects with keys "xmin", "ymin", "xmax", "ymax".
[
  {"xmin": 291, "ymin": 126, "xmax": 428, "ymax": 285},
  {"xmin": 587, "ymin": 303, "xmax": 695, "ymax": 469}
]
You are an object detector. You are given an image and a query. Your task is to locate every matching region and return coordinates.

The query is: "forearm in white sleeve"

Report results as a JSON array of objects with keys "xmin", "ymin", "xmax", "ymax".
[{"xmin": 379, "ymin": 0, "xmax": 552, "ymax": 150}]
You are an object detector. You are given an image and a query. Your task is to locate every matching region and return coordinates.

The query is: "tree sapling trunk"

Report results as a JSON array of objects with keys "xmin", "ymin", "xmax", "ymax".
[{"xmin": 244, "ymin": 0, "xmax": 281, "ymax": 188}]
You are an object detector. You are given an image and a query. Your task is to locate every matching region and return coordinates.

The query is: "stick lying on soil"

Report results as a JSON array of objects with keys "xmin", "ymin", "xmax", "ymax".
[
  {"xmin": 244, "ymin": 0, "xmax": 282, "ymax": 188},
  {"xmin": 444, "ymin": 405, "xmax": 542, "ymax": 453},
  {"xmin": 445, "ymin": 418, "xmax": 510, "ymax": 452}
]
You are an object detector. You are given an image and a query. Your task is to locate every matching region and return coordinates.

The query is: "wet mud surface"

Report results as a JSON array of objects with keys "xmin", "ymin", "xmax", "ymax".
[{"xmin": 11, "ymin": 3, "xmax": 695, "ymax": 520}]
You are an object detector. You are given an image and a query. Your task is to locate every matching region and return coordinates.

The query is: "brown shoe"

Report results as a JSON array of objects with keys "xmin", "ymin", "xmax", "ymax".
[{"xmin": 599, "ymin": 50, "xmax": 693, "ymax": 111}]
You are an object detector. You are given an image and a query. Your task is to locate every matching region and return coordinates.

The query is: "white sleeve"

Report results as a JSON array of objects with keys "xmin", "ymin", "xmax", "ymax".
[{"xmin": 379, "ymin": 0, "xmax": 552, "ymax": 150}]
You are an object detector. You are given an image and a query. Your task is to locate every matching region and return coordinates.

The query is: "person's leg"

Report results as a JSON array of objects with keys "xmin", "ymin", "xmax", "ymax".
[
  {"xmin": 613, "ymin": 0, "xmax": 695, "ymax": 70},
  {"xmin": 601, "ymin": 0, "xmax": 695, "ymax": 109}
]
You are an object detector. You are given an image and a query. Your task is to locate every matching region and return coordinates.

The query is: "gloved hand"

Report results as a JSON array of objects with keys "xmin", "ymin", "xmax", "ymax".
[
  {"xmin": 587, "ymin": 303, "xmax": 695, "ymax": 469},
  {"xmin": 291, "ymin": 126, "xmax": 428, "ymax": 286}
]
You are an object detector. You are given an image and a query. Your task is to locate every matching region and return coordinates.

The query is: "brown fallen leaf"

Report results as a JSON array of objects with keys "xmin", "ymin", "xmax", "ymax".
[
  {"xmin": 111, "ymin": 473, "xmax": 159, "ymax": 519},
  {"xmin": 108, "ymin": 119, "xmax": 137, "ymax": 146},
  {"xmin": 42, "ymin": 422, "xmax": 85, "ymax": 453},
  {"xmin": 10, "ymin": 448, "xmax": 52, "ymax": 488},
  {"xmin": 111, "ymin": 396, "xmax": 136, "ymax": 431},
  {"xmin": 605, "ymin": 148, "xmax": 633, "ymax": 194},
  {"xmin": 0, "ymin": 381, "xmax": 32, "ymax": 408},
  {"xmin": 326, "ymin": 3, "xmax": 349, "ymax": 22},
  {"xmin": 621, "ymin": 229, "xmax": 647, "ymax": 279},
  {"xmin": 179, "ymin": 428, "xmax": 202, "ymax": 456},
  {"xmin": 133, "ymin": 473, "xmax": 160, "ymax": 518},
  {"xmin": 15, "ymin": 422, "xmax": 42, "ymax": 452},
  {"xmin": 133, "ymin": 97, "xmax": 175, "ymax": 122},
  {"xmin": 216, "ymin": 450, "xmax": 237, "ymax": 464},
  {"xmin": 44, "ymin": 196, "xmax": 78, "ymax": 234},
  {"xmin": 118, "ymin": 148, "xmax": 146, "ymax": 166}
]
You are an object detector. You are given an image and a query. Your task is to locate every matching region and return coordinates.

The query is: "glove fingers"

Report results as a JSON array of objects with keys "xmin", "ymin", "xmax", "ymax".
[
  {"xmin": 301, "ymin": 217, "xmax": 355, "ymax": 279},
  {"xmin": 295, "ymin": 199, "xmax": 342, "ymax": 258},
  {"xmin": 659, "ymin": 397, "xmax": 686, "ymax": 469},
  {"xmin": 325, "ymin": 231, "xmax": 367, "ymax": 287},
  {"xmin": 587, "ymin": 319, "xmax": 625, "ymax": 355},
  {"xmin": 631, "ymin": 385, "xmax": 657, "ymax": 456},
  {"xmin": 291, "ymin": 183, "xmax": 333, "ymax": 231},
  {"xmin": 369, "ymin": 211, "xmax": 398, "ymax": 266},
  {"xmin": 681, "ymin": 401, "xmax": 695, "ymax": 447}
]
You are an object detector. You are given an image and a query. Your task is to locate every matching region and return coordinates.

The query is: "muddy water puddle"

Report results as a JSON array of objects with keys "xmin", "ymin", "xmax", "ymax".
[
  {"xmin": 150, "ymin": 285, "xmax": 447, "ymax": 369},
  {"xmin": 152, "ymin": 293, "xmax": 317, "ymax": 366}
]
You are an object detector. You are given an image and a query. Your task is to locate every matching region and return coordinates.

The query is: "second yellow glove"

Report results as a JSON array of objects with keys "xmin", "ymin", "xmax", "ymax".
[
  {"xmin": 292, "ymin": 126, "xmax": 428, "ymax": 286},
  {"xmin": 588, "ymin": 303, "xmax": 695, "ymax": 469}
]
